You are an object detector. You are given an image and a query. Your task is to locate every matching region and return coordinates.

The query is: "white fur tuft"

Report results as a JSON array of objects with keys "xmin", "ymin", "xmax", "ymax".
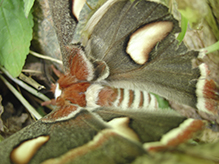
[{"xmin": 85, "ymin": 84, "xmax": 104, "ymax": 107}]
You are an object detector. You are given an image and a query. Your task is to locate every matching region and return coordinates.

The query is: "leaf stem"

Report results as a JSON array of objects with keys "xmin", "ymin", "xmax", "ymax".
[
  {"xmin": 0, "ymin": 67, "xmax": 50, "ymax": 102},
  {"xmin": 29, "ymin": 50, "xmax": 63, "ymax": 65},
  {"xmin": 201, "ymin": 41, "xmax": 219, "ymax": 54},
  {"xmin": 177, "ymin": 14, "xmax": 188, "ymax": 44},
  {"xmin": 0, "ymin": 74, "xmax": 42, "ymax": 120}
]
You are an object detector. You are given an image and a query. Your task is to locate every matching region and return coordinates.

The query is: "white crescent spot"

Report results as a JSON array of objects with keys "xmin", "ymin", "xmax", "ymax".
[
  {"xmin": 11, "ymin": 136, "xmax": 50, "ymax": 164},
  {"xmin": 72, "ymin": 0, "xmax": 86, "ymax": 20},
  {"xmin": 108, "ymin": 117, "xmax": 140, "ymax": 142},
  {"xmin": 126, "ymin": 21, "xmax": 173, "ymax": 64}
]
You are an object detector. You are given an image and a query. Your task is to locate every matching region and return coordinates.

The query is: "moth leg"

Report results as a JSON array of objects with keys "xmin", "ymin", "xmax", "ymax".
[{"xmin": 51, "ymin": 65, "xmax": 64, "ymax": 78}]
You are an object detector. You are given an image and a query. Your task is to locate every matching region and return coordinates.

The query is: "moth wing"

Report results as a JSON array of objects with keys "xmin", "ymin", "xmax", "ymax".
[
  {"xmin": 78, "ymin": 0, "xmax": 200, "ymax": 108},
  {"xmin": 0, "ymin": 106, "xmax": 204, "ymax": 163}
]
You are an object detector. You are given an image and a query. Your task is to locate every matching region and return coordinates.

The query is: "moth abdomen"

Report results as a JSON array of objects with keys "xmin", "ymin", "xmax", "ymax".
[{"xmin": 85, "ymin": 84, "xmax": 158, "ymax": 110}]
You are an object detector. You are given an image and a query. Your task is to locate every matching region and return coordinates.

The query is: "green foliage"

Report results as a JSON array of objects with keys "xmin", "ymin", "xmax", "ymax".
[
  {"xmin": 204, "ymin": 41, "xmax": 219, "ymax": 54},
  {"xmin": 23, "ymin": 0, "xmax": 35, "ymax": 17},
  {"xmin": 0, "ymin": 0, "xmax": 34, "ymax": 77},
  {"xmin": 177, "ymin": 14, "xmax": 188, "ymax": 44},
  {"xmin": 177, "ymin": 0, "xmax": 208, "ymax": 29},
  {"xmin": 151, "ymin": 93, "xmax": 170, "ymax": 109}
]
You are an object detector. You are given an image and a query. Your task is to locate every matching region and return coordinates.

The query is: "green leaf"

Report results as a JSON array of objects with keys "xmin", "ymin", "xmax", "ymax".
[
  {"xmin": 177, "ymin": 14, "xmax": 188, "ymax": 44},
  {"xmin": 23, "ymin": 0, "xmax": 35, "ymax": 17},
  {"xmin": 176, "ymin": 0, "xmax": 208, "ymax": 29},
  {"xmin": 150, "ymin": 93, "xmax": 170, "ymax": 109},
  {"xmin": 0, "ymin": 0, "xmax": 33, "ymax": 77}
]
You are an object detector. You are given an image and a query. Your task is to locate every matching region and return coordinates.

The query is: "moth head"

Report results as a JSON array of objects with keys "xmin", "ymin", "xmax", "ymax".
[{"xmin": 53, "ymin": 80, "xmax": 91, "ymax": 107}]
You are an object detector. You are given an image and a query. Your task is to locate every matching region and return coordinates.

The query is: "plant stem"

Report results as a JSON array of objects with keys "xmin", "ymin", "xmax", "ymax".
[{"xmin": 0, "ymin": 74, "xmax": 42, "ymax": 120}]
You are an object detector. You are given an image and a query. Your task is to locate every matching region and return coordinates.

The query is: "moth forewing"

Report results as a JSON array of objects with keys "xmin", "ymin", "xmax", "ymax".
[{"xmin": 10, "ymin": 136, "xmax": 50, "ymax": 164}]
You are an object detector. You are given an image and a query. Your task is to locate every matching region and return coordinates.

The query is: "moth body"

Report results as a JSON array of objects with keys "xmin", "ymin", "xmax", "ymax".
[
  {"xmin": 53, "ymin": 44, "xmax": 159, "ymax": 111},
  {"xmin": 85, "ymin": 84, "xmax": 158, "ymax": 109},
  {"xmin": 54, "ymin": 80, "xmax": 158, "ymax": 110}
]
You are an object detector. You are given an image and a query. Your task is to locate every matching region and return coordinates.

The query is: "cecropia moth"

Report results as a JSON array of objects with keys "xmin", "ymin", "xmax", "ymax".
[
  {"xmin": 50, "ymin": 0, "xmax": 219, "ymax": 116},
  {"xmin": 0, "ymin": 0, "xmax": 218, "ymax": 164}
]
